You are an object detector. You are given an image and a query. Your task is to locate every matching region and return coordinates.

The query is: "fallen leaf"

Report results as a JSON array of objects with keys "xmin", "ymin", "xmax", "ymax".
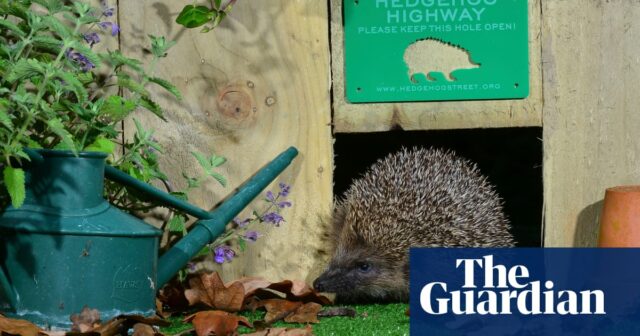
[
  {"xmin": 132, "ymin": 323, "xmax": 156, "ymax": 336},
  {"xmin": 257, "ymin": 299, "xmax": 303, "ymax": 324},
  {"xmin": 229, "ymin": 277, "xmax": 331, "ymax": 305},
  {"xmin": 317, "ymin": 307, "xmax": 356, "ymax": 318},
  {"xmin": 284, "ymin": 303, "xmax": 321, "ymax": 324},
  {"xmin": 0, "ymin": 314, "xmax": 42, "ymax": 336},
  {"xmin": 157, "ymin": 280, "xmax": 189, "ymax": 316},
  {"xmin": 253, "ymin": 300, "xmax": 320, "ymax": 324},
  {"xmin": 229, "ymin": 277, "xmax": 273, "ymax": 298},
  {"xmin": 185, "ymin": 273, "xmax": 245, "ymax": 312},
  {"xmin": 243, "ymin": 325, "xmax": 314, "ymax": 336},
  {"xmin": 66, "ymin": 314, "xmax": 169, "ymax": 336},
  {"xmin": 184, "ymin": 311, "xmax": 252, "ymax": 336},
  {"xmin": 70, "ymin": 307, "xmax": 101, "ymax": 333},
  {"xmin": 91, "ymin": 318, "xmax": 125, "ymax": 336}
]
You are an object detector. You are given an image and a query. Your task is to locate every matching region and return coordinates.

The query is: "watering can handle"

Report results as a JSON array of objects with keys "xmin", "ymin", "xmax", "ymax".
[
  {"xmin": 24, "ymin": 148, "xmax": 298, "ymax": 220},
  {"xmin": 23, "ymin": 148, "xmax": 213, "ymax": 219}
]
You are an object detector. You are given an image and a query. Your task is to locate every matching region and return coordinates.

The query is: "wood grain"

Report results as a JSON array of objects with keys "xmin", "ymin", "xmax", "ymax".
[
  {"xmin": 118, "ymin": 1, "xmax": 333, "ymax": 283},
  {"xmin": 542, "ymin": 0, "xmax": 640, "ymax": 246}
]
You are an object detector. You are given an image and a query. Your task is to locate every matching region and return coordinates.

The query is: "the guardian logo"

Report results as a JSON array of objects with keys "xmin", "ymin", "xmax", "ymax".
[{"xmin": 420, "ymin": 255, "xmax": 606, "ymax": 315}]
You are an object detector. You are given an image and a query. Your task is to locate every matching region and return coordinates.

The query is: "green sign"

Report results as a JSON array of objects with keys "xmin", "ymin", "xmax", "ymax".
[{"xmin": 344, "ymin": 0, "xmax": 529, "ymax": 103}]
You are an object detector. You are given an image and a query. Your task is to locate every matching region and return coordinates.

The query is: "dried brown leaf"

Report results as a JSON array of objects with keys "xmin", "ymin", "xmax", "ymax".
[
  {"xmin": 243, "ymin": 325, "xmax": 314, "ymax": 336},
  {"xmin": 254, "ymin": 299, "xmax": 303, "ymax": 324},
  {"xmin": 228, "ymin": 277, "xmax": 331, "ymax": 305},
  {"xmin": 284, "ymin": 303, "xmax": 321, "ymax": 324},
  {"xmin": 70, "ymin": 307, "xmax": 101, "ymax": 333},
  {"xmin": 228, "ymin": 277, "xmax": 272, "ymax": 298},
  {"xmin": 0, "ymin": 314, "xmax": 42, "ymax": 336},
  {"xmin": 185, "ymin": 273, "xmax": 245, "ymax": 312},
  {"xmin": 66, "ymin": 313, "xmax": 168, "ymax": 336},
  {"xmin": 132, "ymin": 323, "xmax": 156, "ymax": 336},
  {"xmin": 157, "ymin": 280, "xmax": 189, "ymax": 316},
  {"xmin": 92, "ymin": 318, "xmax": 125, "ymax": 336},
  {"xmin": 184, "ymin": 311, "xmax": 252, "ymax": 336}
]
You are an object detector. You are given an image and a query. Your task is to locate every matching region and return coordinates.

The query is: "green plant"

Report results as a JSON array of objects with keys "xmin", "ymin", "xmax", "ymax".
[
  {"xmin": 0, "ymin": 0, "xmax": 186, "ymax": 208},
  {"xmin": 176, "ymin": 0, "xmax": 238, "ymax": 33},
  {"xmin": 0, "ymin": 0, "xmax": 283, "ymax": 272}
]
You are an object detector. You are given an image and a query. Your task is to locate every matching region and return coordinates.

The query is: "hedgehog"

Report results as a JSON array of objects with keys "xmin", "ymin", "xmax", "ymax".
[
  {"xmin": 313, "ymin": 147, "xmax": 515, "ymax": 303},
  {"xmin": 403, "ymin": 38, "xmax": 480, "ymax": 82}
]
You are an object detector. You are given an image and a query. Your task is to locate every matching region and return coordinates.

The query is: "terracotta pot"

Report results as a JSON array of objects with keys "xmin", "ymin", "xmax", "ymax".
[{"xmin": 598, "ymin": 185, "xmax": 640, "ymax": 247}]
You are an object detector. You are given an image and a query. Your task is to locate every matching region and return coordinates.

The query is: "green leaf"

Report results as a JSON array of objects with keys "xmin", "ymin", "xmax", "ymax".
[
  {"xmin": 208, "ymin": 171, "xmax": 227, "ymax": 187},
  {"xmin": 214, "ymin": 0, "xmax": 222, "ymax": 9},
  {"xmin": 168, "ymin": 215, "xmax": 186, "ymax": 234},
  {"xmin": 238, "ymin": 238, "xmax": 247, "ymax": 252},
  {"xmin": 102, "ymin": 51, "xmax": 143, "ymax": 73},
  {"xmin": 175, "ymin": 5, "xmax": 214, "ymax": 28},
  {"xmin": 55, "ymin": 70, "xmax": 88, "ymax": 103},
  {"xmin": 3, "ymin": 166, "xmax": 25, "ymax": 208},
  {"xmin": 147, "ymin": 77, "xmax": 182, "ymax": 100},
  {"xmin": 133, "ymin": 118, "xmax": 149, "ymax": 139},
  {"xmin": 42, "ymin": 15, "xmax": 70, "ymax": 38},
  {"xmin": 32, "ymin": 35, "xmax": 63, "ymax": 54},
  {"xmin": 210, "ymin": 155, "xmax": 226, "ymax": 168},
  {"xmin": 0, "ymin": 18, "xmax": 26, "ymax": 38},
  {"xmin": 6, "ymin": 59, "xmax": 46, "ymax": 83},
  {"xmin": 67, "ymin": 42, "xmax": 100, "ymax": 68},
  {"xmin": 0, "ymin": 99, "xmax": 12, "ymax": 130},
  {"xmin": 76, "ymin": 72, "xmax": 94, "ymax": 85},
  {"xmin": 191, "ymin": 151, "xmax": 212, "ymax": 170},
  {"xmin": 84, "ymin": 137, "xmax": 115, "ymax": 154},
  {"xmin": 47, "ymin": 118, "xmax": 76, "ymax": 152},
  {"xmin": 138, "ymin": 96, "xmax": 165, "ymax": 120},
  {"xmin": 182, "ymin": 172, "xmax": 201, "ymax": 189},
  {"xmin": 33, "ymin": 0, "xmax": 66, "ymax": 13},
  {"xmin": 99, "ymin": 95, "xmax": 136, "ymax": 121},
  {"xmin": 117, "ymin": 74, "xmax": 148, "ymax": 96},
  {"xmin": 148, "ymin": 35, "xmax": 176, "ymax": 58},
  {"xmin": 169, "ymin": 191, "xmax": 188, "ymax": 201}
]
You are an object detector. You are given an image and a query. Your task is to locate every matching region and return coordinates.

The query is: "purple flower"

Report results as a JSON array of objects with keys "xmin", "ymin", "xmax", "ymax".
[
  {"xmin": 265, "ymin": 190, "xmax": 275, "ymax": 202},
  {"xmin": 214, "ymin": 246, "xmax": 235, "ymax": 264},
  {"xmin": 243, "ymin": 231, "xmax": 260, "ymax": 242},
  {"xmin": 65, "ymin": 48, "xmax": 95, "ymax": 72},
  {"xmin": 233, "ymin": 217, "xmax": 250, "ymax": 228},
  {"xmin": 101, "ymin": 1, "xmax": 114, "ymax": 17},
  {"xmin": 277, "ymin": 201, "xmax": 292, "ymax": 208},
  {"xmin": 98, "ymin": 22, "xmax": 119, "ymax": 36},
  {"xmin": 187, "ymin": 262, "xmax": 196, "ymax": 271},
  {"xmin": 278, "ymin": 183, "xmax": 291, "ymax": 197},
  {"xmin": 83, "ymin": 32, "xmax": 100, "ymax": 47},
  {"xmin": 262, "ymin": 212, "xmax": 285, "ymax": 226}
]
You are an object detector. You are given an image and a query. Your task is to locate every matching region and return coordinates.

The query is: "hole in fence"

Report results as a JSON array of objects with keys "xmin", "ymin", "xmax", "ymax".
[{"xmin": 334, "ymin": 127, "xmax": 543, "ymax": 247}]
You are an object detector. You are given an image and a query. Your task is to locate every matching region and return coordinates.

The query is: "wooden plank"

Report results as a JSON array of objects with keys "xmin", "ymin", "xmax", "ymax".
[
  {"xmin": 330, "ymin": 0, "xmax": 543, "ymax": 132},
  {"xmin": 542, "ymin": 0, "xmax": 640, "ymax": 246},
  {"xmin": 119, "ymin": 1, "xmax": 333, "ymax": 282}
]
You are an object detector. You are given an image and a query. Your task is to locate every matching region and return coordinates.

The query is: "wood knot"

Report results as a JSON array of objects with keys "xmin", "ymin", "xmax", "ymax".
[{"xmin": 217, "ymin": 84, "xmax": 256, "ymax": 122}]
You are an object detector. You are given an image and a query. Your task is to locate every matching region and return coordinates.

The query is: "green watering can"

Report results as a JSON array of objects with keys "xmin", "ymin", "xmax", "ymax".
[{"xmin": 0, "ymin": 147, "xmax": 298, "ymax": 328}]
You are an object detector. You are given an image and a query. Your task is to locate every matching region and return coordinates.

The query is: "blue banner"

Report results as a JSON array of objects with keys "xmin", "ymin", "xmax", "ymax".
[{"xmin": 409, "ymin": 248, "xmax": 640, "ymax": 335}]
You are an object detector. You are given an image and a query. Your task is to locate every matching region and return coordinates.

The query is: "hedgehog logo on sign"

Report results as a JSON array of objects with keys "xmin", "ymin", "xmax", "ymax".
[{"xmin": 404, "ymin": 38, "xmax": 480, "ymax": 83}]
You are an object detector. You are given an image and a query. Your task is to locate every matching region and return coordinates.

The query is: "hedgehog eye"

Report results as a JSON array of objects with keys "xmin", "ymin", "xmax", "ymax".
[{"xmin": 356, "ymin": 262, "xmax": 371, "ymax": 273}]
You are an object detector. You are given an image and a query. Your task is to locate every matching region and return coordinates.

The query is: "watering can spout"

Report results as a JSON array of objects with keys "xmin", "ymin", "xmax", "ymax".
[{"xmin": 156, "ymin": 147, "xmax": 299, "ymax": 287}]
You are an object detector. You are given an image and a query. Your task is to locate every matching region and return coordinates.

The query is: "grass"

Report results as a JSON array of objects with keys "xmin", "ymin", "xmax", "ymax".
[{"xmin": 161, "ymin": 303, "xmax": 409, "ymax": 336}]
